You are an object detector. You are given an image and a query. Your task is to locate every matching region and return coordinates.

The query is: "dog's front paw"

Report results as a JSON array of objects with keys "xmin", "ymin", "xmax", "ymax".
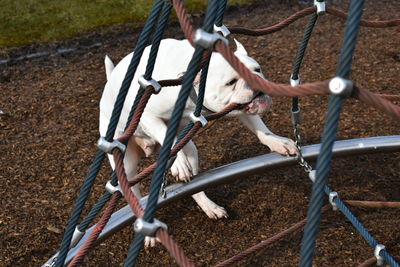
[
  {"xmin": 202, "ymin": 203, "xmax": 228, "ymax": 220},
  {"xmin": 170, "ymin": 151, "xmax": 193, "ymax": 182},
  {"xmin": 262, "ymin": 135, "xmax": 299, "ymax": 156}
]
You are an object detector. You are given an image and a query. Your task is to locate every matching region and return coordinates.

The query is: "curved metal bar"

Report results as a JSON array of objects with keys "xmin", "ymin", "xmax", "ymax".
[{"xmin": 43, "ymin": 135, "xmax": 400, "ymax": 266}]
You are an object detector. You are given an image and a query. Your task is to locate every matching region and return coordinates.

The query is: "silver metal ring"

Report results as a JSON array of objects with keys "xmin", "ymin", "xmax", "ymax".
[
  {"xmin": 193, "ymin": 29, "xmax": 229, "ymax": 50},
  {"xmin": 138, "ymin": 75, "xmax": 162, "ymax": 94}
]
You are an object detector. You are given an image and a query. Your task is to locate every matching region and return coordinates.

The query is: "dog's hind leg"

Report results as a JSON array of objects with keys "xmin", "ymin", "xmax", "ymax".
[{"xmin": 181, "ymin": 141, "xmax": 228, "ymax": 219}]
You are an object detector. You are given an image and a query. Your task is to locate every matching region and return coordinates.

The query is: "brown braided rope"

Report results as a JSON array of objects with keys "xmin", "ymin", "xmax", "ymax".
[
  {"xmin": 214, "ymin": 205, "xmax": 331, "ymax": 267},
  {"xmin": 173, "ymin": 0, "xmax": 195, "ymax": 43},
  {"xmin": 128, "ymin": 103, "xmax": 239, "ymax": 186},
  {"xmin": 375, "ymin": 94, "xmax": 400, "ymax": 101},
  {"xmin": 114, "ymin": 149, "xmax": 194, "ymax": 266},
  {"xmin": 345, "ymin": 200, "xmax": 400, "ymax": 209},
  {"xmin": 157, "ymin": 229, "xmax": 195, "ymax": 267},
  {"xmin": 229, "ymin": 6, "xmax": 317, "ymax": 36},
  {"xmin": 358, "ymin": 256, "xmax": 400, "ymax": 267},
  {"xmin": 68, "ymin": 192, "xmax": 122, "ymax": 267},
  {"xmin": 228, "ymin": 6, "xmax": 399, "ymax": 37},
  {"xmin": 327, "ymin": 7, "xmax": 400, "ymax": 28},
  {"xmin": 113, "ymin": 149, "xmax": 145, "ymax": 217},
  {"xmin": 118, "ymin": 88, "xmax": 155, "ymax": 144}
]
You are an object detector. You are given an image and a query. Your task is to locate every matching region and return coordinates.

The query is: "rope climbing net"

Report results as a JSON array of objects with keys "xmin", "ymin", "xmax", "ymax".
[{"xmin": 45, "ymin": 1, "xmax": 400, "ymax": 266}]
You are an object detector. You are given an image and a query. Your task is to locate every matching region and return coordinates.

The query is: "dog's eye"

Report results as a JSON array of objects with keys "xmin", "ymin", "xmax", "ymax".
[
  {"xmin": 254, "ymin": 68, "xmax": 261, "ymax": 73},
  {"xmin": 226, "ymin": 78, "xmax": 238, "ymax": 86}
]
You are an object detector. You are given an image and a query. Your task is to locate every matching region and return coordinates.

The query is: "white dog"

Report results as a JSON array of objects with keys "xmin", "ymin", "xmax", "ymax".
[{"xmin": 99, "ymin": 38, "xmax": 298, "ymax": 246}]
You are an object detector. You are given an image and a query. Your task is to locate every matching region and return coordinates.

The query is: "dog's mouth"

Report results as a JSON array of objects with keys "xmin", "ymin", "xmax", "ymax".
[{"xmin": 239, "ymin": 91, "xmax": 272, "ymax": 114}]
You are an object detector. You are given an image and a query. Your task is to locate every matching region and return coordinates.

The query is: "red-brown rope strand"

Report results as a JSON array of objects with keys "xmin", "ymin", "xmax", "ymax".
[
  {"xmin": 327, "ymin": 7, "xmax": 400, "ymax": 28},
  {"xmin": 157, "ymin": 229, "xmax": 196, "ymax": 267},
  {"xmin": 375, "ymin": 94, "xmax": 400, "ymax": 101},
  {"xmin": 128, "ymin": 103, "xmax": 239, "ymax": 186},
  {"xmin": 113, "ymin": 149, "xmax": 145, "ymax": 217},
  {"xmin": 345, "ymin": 200, "xmax": 400, "ymax": 209},
  {"xmin": 118, "ymin": 88, "xmax": 154, "ymax": 144},
  {"xmin": 173, "ymin": 0, "xmax": 195, "ymax": 42},
  {"xmin": 358, "ymin": 256, "xmax": 400, "ymax": 267},
  {"xmin": 229, "ymin": 6, "xmax": 316, "ymax": 36},
  {"xmin": 68, "ymin": 192, "xmax": 122, "ymax": 267},
  {"xmin": 353, "ymin": 86, "xmax": 400, "ymax": 120},
  {"xmin": 214, "ymin": 205, "xmax": 331, "ymax": 267}
]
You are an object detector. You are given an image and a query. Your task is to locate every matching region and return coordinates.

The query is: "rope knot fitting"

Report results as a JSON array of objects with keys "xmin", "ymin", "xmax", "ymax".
[
  {"xmin": 105, "ymin": 180, "xmax": 124, "ymax": 196},
  {"xmin": 374, "ymin": 244, "xmax": 386, "ymax": 266},
  {"xmin": 329, "ymin": 77, "xmax": 353, "ymax": 97},
  {"xmin": 328, "ymin": 191, "xmax": 339, "ymax": 211},
  {"xmin": 213, "ymin": 24, "xmax": 231, "ymax": 37},
  {"xmin": 70, "ymin": 226, "xmax": 85, "ymax": 248},
  {"xmin": 138, "ymin": 75, "xmax": 162, "ymax": 94},
  {"xmin": 190, "ymin": 112, "xmax": 208, "ymax": 127},
  {"xmin": 193, "ymin": 29, "xmax": 229, "ymax": 50},
  {"xmin": 97, "ymin": 137, "xmax": 126, "ymax": 154},
  {"xmin": 290, "ymin": 74, "xmax": 301, "ymax": 87},
  {"xmin": 133, "ymin": 218, "xmax": 168, "ymax": 237},
  {"xmin": 314, "ymin": 0, "xmax": 326, "ymax": 15}
]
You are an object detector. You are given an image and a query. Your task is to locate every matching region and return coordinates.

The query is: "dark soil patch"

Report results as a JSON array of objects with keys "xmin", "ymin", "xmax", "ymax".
[{"xmin": 1, "ymin": 1, "xmax": 399, "ymax": 266}]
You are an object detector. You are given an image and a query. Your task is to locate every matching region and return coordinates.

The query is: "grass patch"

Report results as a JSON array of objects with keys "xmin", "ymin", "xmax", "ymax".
[{"xmin": 1, "ymin": 0, "xmax": 250, "ymax": 48}]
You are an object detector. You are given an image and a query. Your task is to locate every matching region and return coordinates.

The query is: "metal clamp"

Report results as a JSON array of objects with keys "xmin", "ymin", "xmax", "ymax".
[
  {"xmin": 374, "ymin": 244, "xmax": 385, "ymax": 266},
  {"xmin": 329, "ymin": 191, "xmax": 338, "ymax": 211},
  {"xmin": 133, "ymin": 218, "xmax": 168, "ymax": 237},
  {"xmin": 190, "ymin": 112, "xmax": 208, "ymax": 127},
  {"xmin": 291, "ymin": 108, "xmax": 301, "ymax": 126},
  {"xmin": 314, "ymin": 0, "xmax": 326, "ymax": 15},
  {"xmin": 97, "ymin": 137, "xmax": 126, "ymax": 154},
  {"xmin": 105, "ymin": 180, "xmax": 124, "ymax": 196},
  {"xmin": 70, "ymin": 226, "xmax": 85, "ymax": 248},
  {"xmin": 329, "ymin": 77, "xmax": 353, "ymax": 97},
  {"xmin": 214, "ymin": 24, "xmax": 231, "ymax": 37},
  {"xmin": 138, "ymin": 75, "xmax": 162, "ymax": 94},
  {"xmin": 290, "ymin": 74, "xmax": 301, "ymax": 87},
  {"xmin": 308, "ymin": 169, "xmax": 317, "ymax": 183},
  {"xmin": 193, "ymin": 28, "xmax": 229, "ymax": 50}
]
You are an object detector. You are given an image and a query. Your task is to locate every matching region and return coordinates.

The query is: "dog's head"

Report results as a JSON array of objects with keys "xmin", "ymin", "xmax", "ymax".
[{"xmin": 196, "ymin": 39, "xmax": 272, "ymax": 115}]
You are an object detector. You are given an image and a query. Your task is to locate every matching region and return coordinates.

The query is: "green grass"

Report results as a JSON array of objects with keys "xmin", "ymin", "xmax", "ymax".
[{"xmin": 0, "ymin": 0, "xmax": 249, "ymax": 48}]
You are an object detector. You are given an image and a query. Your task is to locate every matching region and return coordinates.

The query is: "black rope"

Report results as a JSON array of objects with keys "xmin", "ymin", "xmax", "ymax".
[
  {"xmin": 54, "ymin": 1, "xmax": 165, "ymax": 266},
  {"xmin": 123, "ymin": 1, "xmax": 220, "ymax": 265},
  {"xmin": 291, "ymin": 12, "xmax": 318, "ymax": 112},
  {"xmin": 299, "ymin": 1, "xmax": 365, "ymax": 266}
]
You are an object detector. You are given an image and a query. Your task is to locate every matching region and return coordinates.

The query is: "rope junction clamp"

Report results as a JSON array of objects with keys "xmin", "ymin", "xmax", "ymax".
[
  {"xmin": 105, "ymin": 180, "xmax": 124, "ymax": 196},
  {"xmin": 314, "ymin": 0, "xmax": 326, "ymax": 15},
  {"xmin": 308, "ymin": 169, "xmax": 317, "ymax": 183},
  {"xmin": 329, "ymin": 191, "xmax": 339, "ymax": 211},
  {"xmin": 213, "ymin": 24, "xmax": 231, "ymax": 37},
  {"xmin": 70, "ymin": 226, "xmax": 85, "ymax": 248},
  {"xmin": 97, "ymin": 137, "xmax": 126, "ymax": 154},
  {"xmin": 374, "ymin": 244, "xmax": 386, "ymax": 266},
  {"xmin": 190, "ymin": 112, "xmax": 208, "ymax": 127},
  {"xmin": 133, "ymin": 218, "xmax": 168, "ymax": 237},
  {"xmin": 290, "ymin": 74, "xmax": 301, "ymax": 87},
  {"xmin": 329, "ymin": 77, "xmax": 354, "ymax": 97},
  {"xmin": 138, "ymin": 75, "xmax": 162, "ymax": 94},
  {"xmin": 193, "ymin": 28, "xmax": 229, "ymax": 50}
]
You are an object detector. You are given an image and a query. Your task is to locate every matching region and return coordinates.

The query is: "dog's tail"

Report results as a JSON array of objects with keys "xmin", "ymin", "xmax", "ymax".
[{"xmin": 104, "ymin": 55, "xmax": 115, "ymax": 80}]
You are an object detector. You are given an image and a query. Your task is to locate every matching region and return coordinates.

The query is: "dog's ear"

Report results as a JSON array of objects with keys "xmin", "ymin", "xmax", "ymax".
[{"xmin": 234, "ymin": 38, "xmax": 248, "ymax": 56}]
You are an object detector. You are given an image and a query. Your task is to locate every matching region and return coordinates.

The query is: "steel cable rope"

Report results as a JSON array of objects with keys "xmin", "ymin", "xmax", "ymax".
[
  {"xmin": 123, "ymin": 1, "xmax": 220, "ymax": 264},
  {"xmin": 54, "ymin": 1, "xmax": 165, "ymax": 266},
  {"xmin": 299, "ymin": 1, "xmax": 365, "ymax": 266},
  {"xmin": 68, "ymin": 192, "xmax": 122, "ymax": 267},
  {"xmin": 68, "ymin": 2, "xmax": 173, "ymax": 259},
  {"xmin": 325, "ymin": 185, "xmax": 400, "ymax": 267},
  {"xmin": 359, "ymin": 256, "xmax": 400, "ymax": 267}
]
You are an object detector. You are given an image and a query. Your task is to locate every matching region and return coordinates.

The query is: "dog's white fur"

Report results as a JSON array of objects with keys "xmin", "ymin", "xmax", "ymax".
[{"xmin": 100, "ymin": 39, "xmax": 298, "ymax": 247}]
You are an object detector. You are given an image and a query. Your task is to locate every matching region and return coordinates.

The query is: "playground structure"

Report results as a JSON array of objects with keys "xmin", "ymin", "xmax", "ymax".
[{"xmin": 42, "ymin": 0, "xmax": 400, "ymax": 266}]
